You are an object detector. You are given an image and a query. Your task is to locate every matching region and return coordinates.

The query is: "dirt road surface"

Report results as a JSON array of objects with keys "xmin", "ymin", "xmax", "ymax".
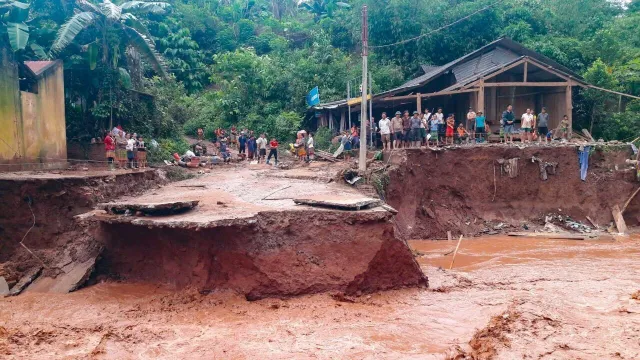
[{"xmin": 2, "ymin": 235, "xmax": 639, "ymax": 359}]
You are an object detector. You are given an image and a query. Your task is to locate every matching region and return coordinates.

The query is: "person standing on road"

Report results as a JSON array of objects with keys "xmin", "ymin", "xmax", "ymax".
[
  {"xmin": 238, "ymin": 132, "xmax": 247, "ymax": 157},
  {"xmin": 248, "ymin": 135, "xmax": 256, "ymax": 160},
  {"xmin": 307, "ymin": 132, "xmax": 315, "ymax": 161},
  {"xmin": 392, "ymin": 111, "xmax": 403, "ymax": 149},
  {"xmin": 266, "ymin": 137, "xmax": 279, "ymax": 165},
  {"xmin": 537, "ymin": 107, "xmax": 550, "ymax": 143},
  {"xmin": 256, "ymin": 133, "xmax": 268, "ymax": 163},
  {"xmin": 502, "ymin": 104, "xmax": 515, "ymax": 144},
  {"xmin": 104, "ymin": 131, "xmax": 116, "ymax": 170},
  {"xmin": 422, "ymin": 109, "xmax": 431, "ymax": 146},
  {"xmin": 379, "ymin": 112, "xmax": 391, "ymax": 151}
]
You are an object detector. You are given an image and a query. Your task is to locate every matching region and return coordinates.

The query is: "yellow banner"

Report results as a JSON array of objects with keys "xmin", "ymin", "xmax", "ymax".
[{"xmin": 347, "ymin": 95, "xmax": 372, "ymax": 106}]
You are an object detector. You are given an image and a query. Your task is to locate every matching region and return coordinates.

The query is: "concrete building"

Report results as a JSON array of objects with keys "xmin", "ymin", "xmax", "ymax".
[{"xmin": 0, "ymin": 46, "xmax": 66, "ymax": 170}]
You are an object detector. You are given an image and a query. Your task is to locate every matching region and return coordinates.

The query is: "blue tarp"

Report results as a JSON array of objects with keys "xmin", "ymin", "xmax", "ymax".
[{"xmin": 579, "ymin": 146, "xmax": 591, "ymax": 181}]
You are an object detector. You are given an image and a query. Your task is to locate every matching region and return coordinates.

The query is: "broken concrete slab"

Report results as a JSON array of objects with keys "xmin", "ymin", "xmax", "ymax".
[
  {"xmin": 0, "ymin": 276, "xmax": 9, "ymax": 296},
  {"xmin": 381, "ymin": 204, "xmax": 399, "ymax": 214},
  {"xmin": 27, "ymin": 256, "xmax": 98, "ymax": 294},
  {"xmin": 97, "ymin": 200, "xmax": 199, "ymax": 216},
  {"xmin": 293, "ymin": 195, "xmax": 382, "ymax": 211},
  {"xmin": 8, "ymin": 266, "xmax": 42, "ymax": 296}
]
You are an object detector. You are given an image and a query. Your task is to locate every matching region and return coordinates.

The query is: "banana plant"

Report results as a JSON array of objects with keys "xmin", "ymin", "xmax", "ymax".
[
  {"xmin": 298, "ymin": 0, "xmax": 350, "ymax": 21},
  {"xmin": 50, "ymin": 0, "xmax": 170, "ymax": 77},
  {"xmin": 0, "ymin": 0, "xmax": 31, "ymax": 51}
]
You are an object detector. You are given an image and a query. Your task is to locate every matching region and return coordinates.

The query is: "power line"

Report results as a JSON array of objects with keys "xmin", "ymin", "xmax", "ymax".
[{"xmin": 369, "ymin": 2, "xmax": 500, "ymax": 49}]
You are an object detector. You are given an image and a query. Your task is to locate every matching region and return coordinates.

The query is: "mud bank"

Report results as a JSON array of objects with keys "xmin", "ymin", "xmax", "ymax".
[
  {"xmin": 386, "ymin": 145, "xmax": 638, "ymax": 239},
  {"xmin": 94, "ymin": 209, "xmax": 427, "ymax": 300},
  {"xmin": 0, "ymin": 170, "xmax": 164, "ymax": 288}
]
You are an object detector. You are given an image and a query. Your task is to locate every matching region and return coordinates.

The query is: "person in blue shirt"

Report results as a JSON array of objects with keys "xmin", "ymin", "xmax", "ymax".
[
  {"xmin": 475, "ymin": 111, "xmax": 486, "ymax": 143},
  {"xmin": 238, "ymin": 133, "xmax": 247, "ymax": 156}
]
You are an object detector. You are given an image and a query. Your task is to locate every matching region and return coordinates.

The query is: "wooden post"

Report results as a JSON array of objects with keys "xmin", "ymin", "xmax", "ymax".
[
  {"xmin": 329, "ymin": 111, "xmax": 334, "ymax": 130},
  {"xmin": 340, "ymin": 110, "xmax": 346, "ymax": 132},
  {"xmin": 523, "ymin": 61, "xmax": 528, "ymax": 82},
  {"xmin": 416, "ymin": 93, "xmax": 422, "ymax": 114},
  {"xmin": 477, "ymin": 79, "xmax": 485, "ymax": 113},
  {"xmin": 566, "ymin": 80, "xmax": 573, "ymax": 138},
  {"xmin": 490, "ymin": 87, "xmax": 497, "ymax": 122}
]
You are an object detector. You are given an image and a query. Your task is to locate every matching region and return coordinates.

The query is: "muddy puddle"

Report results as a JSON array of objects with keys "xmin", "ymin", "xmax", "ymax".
[{"xmin": 2, "ymin": 235, "xmax": 639, "ymax": 359}]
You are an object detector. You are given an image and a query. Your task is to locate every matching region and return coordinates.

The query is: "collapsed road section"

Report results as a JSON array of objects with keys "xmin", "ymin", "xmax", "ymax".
[{"xmin": 78, "ymin": 167, "xmax": 426, "ymax": 300}]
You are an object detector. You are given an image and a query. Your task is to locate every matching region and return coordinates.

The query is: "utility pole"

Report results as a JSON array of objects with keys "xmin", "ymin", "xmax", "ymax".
[{"xmin": 359, "ymin": 5, "xmax": 368, "ymax": 171}]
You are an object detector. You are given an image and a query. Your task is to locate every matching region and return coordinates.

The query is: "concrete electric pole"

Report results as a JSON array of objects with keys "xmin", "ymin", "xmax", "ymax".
[{"xmin": 359, "ymin": 5, "xmax": 368, "ymax": 171}]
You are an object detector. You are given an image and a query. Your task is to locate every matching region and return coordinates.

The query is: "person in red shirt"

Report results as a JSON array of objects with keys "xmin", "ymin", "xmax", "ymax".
[
  {"xmin": 266, "ymin": 138, "xmax": 279, "ymax": 165},
  {"xmin": 104, "ymin": 131, "xmax": 116, "ymax": 170}
]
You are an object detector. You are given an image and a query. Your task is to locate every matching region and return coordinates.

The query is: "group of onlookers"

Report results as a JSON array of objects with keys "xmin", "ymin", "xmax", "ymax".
[
  {"xmin": 103, "ymin": 125, "xmax": 146, "ymax": 170},
  {"xmin": 375, "ymin": 104, "xmax": 571, "ymax": 150}
]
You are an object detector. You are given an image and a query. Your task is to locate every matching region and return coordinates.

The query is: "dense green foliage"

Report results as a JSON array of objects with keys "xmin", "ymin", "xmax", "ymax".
[{"xmin": 5, "ymin": 0, "xmax": 640, "ymax": 143}]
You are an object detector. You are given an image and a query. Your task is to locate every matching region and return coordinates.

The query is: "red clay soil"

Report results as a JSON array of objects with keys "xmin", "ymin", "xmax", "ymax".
[
  {"xmin": 0, "ymin": 170, "xmax": 164, "ymax": 288},
  {"xmin": 95, "ymin": 210, "xmax": 427, "ymax": 300},
  {"xmin": 385, "ymin": 144, "xmax": 638, "ymax": 239}
]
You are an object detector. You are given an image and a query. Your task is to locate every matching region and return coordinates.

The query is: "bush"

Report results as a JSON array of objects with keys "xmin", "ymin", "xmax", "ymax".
[
  {"xmin": 313, "ymin": 126, "xmax": 334, "ymax": 151},
  {"xmin": 146, "ymin": 137, "xmax": 191, "ymax": 165}
]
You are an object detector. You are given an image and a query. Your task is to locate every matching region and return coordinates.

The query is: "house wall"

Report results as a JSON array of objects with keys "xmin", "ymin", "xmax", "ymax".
[
  {"xmin": 20, "ymin": 62, "xmax": 67, "ymax": 165},
  {"xmin": 0, "ymin": 44, "xmax": 24, "ymax": 164},
  {"xmin": 492, "ymin": 86, "xmax": 567, "ymax": 129}
]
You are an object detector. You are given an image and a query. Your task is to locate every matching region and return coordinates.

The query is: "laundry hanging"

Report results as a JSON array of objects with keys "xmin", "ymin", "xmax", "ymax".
[{"xmin": 578, "ymin": 146, "xmax": 592, "ymax": 181}]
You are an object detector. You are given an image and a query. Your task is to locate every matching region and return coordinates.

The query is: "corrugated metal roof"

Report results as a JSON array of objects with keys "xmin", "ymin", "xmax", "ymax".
[
  {"xmin": 314, "ymin": 37, "xmax": 587, "ymax": 110},
  {"xmin": 24, "ymin": 61, "xmax": 58, "ymax": 77}
]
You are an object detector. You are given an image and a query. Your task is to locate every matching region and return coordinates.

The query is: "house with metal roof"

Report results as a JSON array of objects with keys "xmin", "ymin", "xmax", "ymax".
[
  {"xmin": 312, "ymin": 38, "xmax": 589, "ymax": 135},
  {"xmin": 1, "ymin": 44, "xmax": 67, "ymax": 170}
]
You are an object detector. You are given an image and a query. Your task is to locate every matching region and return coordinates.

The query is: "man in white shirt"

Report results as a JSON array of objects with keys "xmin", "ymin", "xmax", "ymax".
[
  {"xmin": 379, "ymin": 112, "xmax": 391, "ymax": 151},
  {"xmin": 466, "ymin": 107, "xmax": 476, "ymax": 140},
  {"xmin": 422, "ymin": 109, "xmax": 432, "ymax": 146},
  {"xmin": 521, "ymin": 108, "xmax": 534, "ymax": 143},
  {"xmin": 256, "ymin": 133, "xmax": 268, "ymax": 163}
]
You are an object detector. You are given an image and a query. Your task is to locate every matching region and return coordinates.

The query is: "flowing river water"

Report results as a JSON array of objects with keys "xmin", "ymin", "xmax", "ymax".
[{"xmin": 1, "ymin": 235, "xmax": 639, "ymax": 359}]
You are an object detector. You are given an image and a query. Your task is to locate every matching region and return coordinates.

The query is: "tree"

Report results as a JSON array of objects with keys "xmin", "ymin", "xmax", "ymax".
[
  {"xmin": 299, "ymin": 0, "xmax": 351, "ymax": 21},
  {"xmin": 50, "ymin": 0, "xmax": 169, "ymax": 77},
  {"xmin": 0, "ymin": 0, "xmax": 31, "ymax": 51}
]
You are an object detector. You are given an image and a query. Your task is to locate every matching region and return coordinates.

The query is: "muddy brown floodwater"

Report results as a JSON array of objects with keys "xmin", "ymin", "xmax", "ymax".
[{"xmin": 2, "ymin": 235, "xmax": 640, "ymax": 359}]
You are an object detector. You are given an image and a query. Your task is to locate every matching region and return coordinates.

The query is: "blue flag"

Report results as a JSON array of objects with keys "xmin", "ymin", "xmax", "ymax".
[{"xmin": 306, "ymin": 86, "xmax": 320, "ymax": 107}]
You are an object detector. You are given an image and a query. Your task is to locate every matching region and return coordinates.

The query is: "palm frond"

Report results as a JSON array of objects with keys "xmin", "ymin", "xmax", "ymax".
[
  {"xmin": 100, "ymin": 0, "xmax": 122, "ymax": 21},
  {"xmin": 6, "ymin": 22, "xmax": 29, "ymax": 51},
  {"xmin": 120, "ymin": 13, "xmax": 150, "ymax": 38},
  {"xmin": 121, "ymin": 1, "xmax": 170, "ymax": 14},
  {"xmin": 30, "ymin": 43, "xmax": 50, "ymax": 60},
  {"xmin": 50, "ymin": 12, "xmax": 97, "ymax": 55},
  {"xmin": 75, "ymin": 0, "xmax": 102, "ymax": 14},
  {"xmin": 123, "ymin": 26, "xmax": 167, "ymax": 78}
]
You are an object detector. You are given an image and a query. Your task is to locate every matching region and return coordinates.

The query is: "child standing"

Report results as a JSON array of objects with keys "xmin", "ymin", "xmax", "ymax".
[
  {"xmin": 104, "ymin": 131, "xmax": 115, "ymax": 170},
  {"xmin": 267, "ymin": 138, "xmax": 279, "ymax": 165},
  {"xmin": 446, "ymin": 115, "xmax": 455, "ymax": 145},
  {"xmin": 125, "ymin": 133, "xmax": 136, "ymax": 169},
  {"xmin": 137, "ymin": 136, "xmax": 146, "ymax": 168}
]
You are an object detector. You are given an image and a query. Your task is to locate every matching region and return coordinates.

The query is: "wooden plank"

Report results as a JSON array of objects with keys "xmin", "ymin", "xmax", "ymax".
[
  {"xmin": 483, "ymin": 82, "xmax": 569, "ymax": 87},
  {"xmin": 477, "ymin": 79, "xmax": 485, "ymax": 113},
  {"xmin": 416, "ymin": 93, "xmax": 422, "ymax": 113},
  {"xmin": 581, "ymin": 129, "xmax": 595, "ymax": 142},
  {"xmin": 381, "ymin": 88, "xmax": 478, "ymax": 102},
  {"xmin": 523, "ymin": 61, "xmax": 528, "ymax": 82},
  {"xmin": 508, "ymin": 232, "xmax": 587, "ymax": 240},
  {"xmin": 622, "ymin": 187, "xmax": 640, "ymax": 214},
  {"xmin": 479, "ymin": 58, "xmax": 527, "ymax": 84},
  {"xmin": 585, "ymin": 84, "xmax": 640, "ymax": 100},
  {"xmin": 524, "ymin": 57, "xmax": 572, "ymax": 81},
  {"xmin": 612, "ymin": 205, "xmax": 628, "ymax": 235}
]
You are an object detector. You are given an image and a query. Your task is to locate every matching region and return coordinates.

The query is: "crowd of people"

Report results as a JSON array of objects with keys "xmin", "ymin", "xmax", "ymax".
[
  {"xmin": 103, "ymin": 125, "xmax": 147, "ymax": 170},
  {"xmin": 375, "ymin": 105, "xmax": 571, "ymax": 150}
]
